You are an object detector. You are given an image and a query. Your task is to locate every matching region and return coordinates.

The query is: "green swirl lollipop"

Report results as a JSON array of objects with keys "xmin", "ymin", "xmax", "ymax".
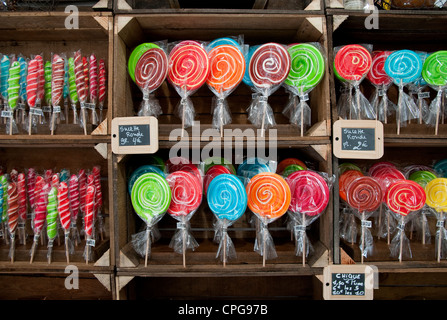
[
  {"xmin": 128, "ymin": 43, "xmax": 161, "ymax": 83},
  {"xmin": 422, "ymin": 51, "xmax": 447, "ymax": 87},
  {"xmin": 44, "ymin": 61, "xmax": 52, "ymax": 106},
  {"xmin": 284, "ymin": 43, "xmax": 325, "ymax": 93},
  {"xmin": 282, "ymin": 164, "xmax": 304, "ymax": 177},
  {"xmin": 409, "ymin": 170, "xmax": 437, "ymax": 188},
  {"xmin": 7, "ymin": 61, "xmax": 20, "ymax": 110}
]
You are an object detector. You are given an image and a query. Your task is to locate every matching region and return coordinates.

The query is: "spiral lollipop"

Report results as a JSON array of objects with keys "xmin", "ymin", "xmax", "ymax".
[
  {"xmin": 17, "ymin": 173, "xmax": 27, "ymax": 245},
  {"xmin": 68, "ymin": 57, "xmax": 79, "ymax": 124},
  {"xmin": 7, "ymin": 182, "xmax": 18, "ymax": 262},
  {"xmin": 131, "ymin": 172, "xmax": 171, "ymax": 266},
  {"xmin": 74, "ymin": 51, "xmax": 88, "ymax": 134},
  {"xmin": 51, "ymin": 54, "xmax": 65, "ymax": 135},
  {"xmin": 277, "ymin": 158, "xmax": 307, "ymax": 174},
  {"xmin": 83, "ymin": 56, "xmax": 89, "ymax": 91},
  {"xmin": 246, "ymin": 172, "xmax": 291, "ymax": 265},
  {"xmin": 46, "ymin": 186, "xmax": 58, "ymax": 263},
  {"xmin": 0, "ymin": 176, "xmax": 7, "ymax": 233},
  {"xmin": 421, "ymin": 51, "xmax": 447, "ymax": 135},
  {"xmin": 98, "ymin": 59, "xmax": 106, "ymax": 122},
  {"xmin": 26, "ymin": 59, "xmax": 39, "ymax": 109},
  {"xmin": 57, "ymin": 181, "xmax": 71, "ymax": 263},
  {"xmin": 68, "ymin": 174, "xmax": 80, "ymax": 245},
  {"xmin": 30, "ymin": 182, "xmax": 49, "ymax": 263},
  {"xmin": 207, "ymin": 174, "xmax": 247, "ymax": 265},
  {"xmin": 237, "ymin": 157, "xmax": 273, "ymax": 181},
  {"xmin": 44, "ymin": 61, "xmax": 52, "ymax": 107},
  {"xmin": 0, "ymin": 55, "xmax": 10, "ymax": 103},
  {"xmin": 84, "ymin": 183, "xmax": 96, "ymax": 264},
  {"xmin": 385, "ymin": 50, "xmax": 422, "ymax": 134},
  {"xmin": 92, "ymin": 166, "xmax": 104, "ymax": 239}
]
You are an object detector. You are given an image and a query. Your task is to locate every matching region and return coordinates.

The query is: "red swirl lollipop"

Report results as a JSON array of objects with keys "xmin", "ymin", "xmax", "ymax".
[
  {"xmin": 167, "ymin": 170, "xmax": 202, "ymax": 217},
  {"xmin": 346, "ymin": 176, "xmax": 382, "ymax": 212},
  {"xmin": 339, "ymin": 169, "xmax": 364, "ymax": 202},
  {"xmin": 386, "ymin": 179, "xmax": 426, "ymax": 216},
  {"xmin": 368, "ymin": 161, "xmax": 396, "ymax": 176},
  {"xmin": 286, "ymin": 170, "xmax": 330, "ymax": 216},
  {"xmin": 249, "ymin": 43, "xmax": 291, "ymax": 89},
  {"xmin": 168, "ymin": 40, "xmax": 210, "ymax": 92},
  {"xmin": 135, "ymin": 47, "xmax": 168, "ymax": 93},
  {"xmin": 367, "ymin": 51, "xmax": 393, "ymax": 86},
  {"xmin": 371, "ymin": 166, "xmax": 405, "ymax": 201},
  {"xmin": 203, "ymin": 165, "xmax": 232, "ymax": 195},
  {"xmin": 334, "ymin": 44, "xmax": 372, "ymax": 82},
  {"xmin": 166, "ymin": 156, "xmax": 191, "ymax": 173}
]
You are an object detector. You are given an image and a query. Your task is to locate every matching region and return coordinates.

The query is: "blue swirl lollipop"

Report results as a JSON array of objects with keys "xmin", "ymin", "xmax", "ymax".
[
  {"xmin": 128, "ymin": 165, "xmax": 165, "ymax": 194},
  {"xmin": 242, "ymin": 45, "xmax": 260, "ymax": 87},
  {"xmin": 207, "ymin": 37, "xmax": 241, "ymax": 50},
  {"xmin": 385, "ymin": 50, "xmax": 422, "ymax": 86},
  {"xmin": 236, "ymin": 157, "xmax": 272, "ymax": 180},
  {"xmin": 207, "ymin": 174, "xmax": 247, "ymax": 221}
]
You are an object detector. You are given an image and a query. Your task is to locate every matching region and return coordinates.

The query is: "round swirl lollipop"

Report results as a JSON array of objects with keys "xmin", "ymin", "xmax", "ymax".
[
  {"xmin": 282, "ymin": 164, "xmax": 304, "ymax": 177},
  {"xmin": 386, "ymin": 180, "xmax": 426, "ymax": 216},
  {"xmin": 208, "ymin": 37, "xmax": 241, "ymax": 49},
  {"xmin": 347, "ymin": 176, "xmax": 382, "ymax": 213},
  {"xmin": 167, "ymin": 170, "xmax": 202, "ymax": 217},
  {"xmin": 135, "ymin": 47, "xmax": 168, "ymax": 93},
  {"xmin": 129, "ymin": 43, "xmax": 161, "ymax": 83},
  {"xmin": 128, "ymin": 165, "xmax": 165, "ymax": 195},
  {"xmin": 203, "ymin": 165, "xmax": 232, "ymax": 196},
  {"xmin": 204, "ymin": 156, "xmax": 236, "ymax": 175},
  {"xmin": 367, "ymin": 51, "xmax": 393, "ymax": 86},
  {"xmin": 371, "ymin": 166, "xmax": 405, "ymax": 201},
  {"xmin": 425, "ymin": 178, "xmax": 447, "ymax": 212},
  {"xmin": 237, "ymin": 157, "xmax": 273, "ymax": 180},
  {"xmin": 284, "ymin": 43, "xmax": 325, "ymax": 93},
  {"xmin": 338, "ymin": 162, "xmax": 362, "ymax": 175},
  {"xmin": 421, "ymin": 51, "xmax": 447, "ymax": 87},
  {"xmin": 334, "ymin": 44, "xmax": 372, "ymax": 82},
  {"xmin": 409, "ymin": 171, "xmax": 437, "ymax": 188},
  {"xmin": 339, "ymin": 169, "xmax": 364, "ymax": 202},
  {"xmin": 168, "ymin": 40, "xmax": 210, "ymax": 91},
  {"xmin": 368, "ymin": 161, "xmax": 396, "ymax": 176},
  {"xmin": 385, "ymin": 50, "xmax": 422, "ymax": 85}
]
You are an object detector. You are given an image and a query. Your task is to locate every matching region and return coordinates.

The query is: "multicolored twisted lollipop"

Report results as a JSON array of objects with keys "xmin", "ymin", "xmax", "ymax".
[
  {"xmin": 30, "ymin": 182, "xmax": 49, "ymax": 263},
  {"xmin": 0, "ymin": 55, "xmax": 10, "ymax": 102},
  {"xmin": 78, "ymin": 169, "xmax": 87, "ymax": 214},
  {"xmin": 7, "ymin": 182, "xmax": 18, "ymax": 262},
  {"xmin": 51, "ymin": 54, "xmax": 65, "ymax": 134},
  {"xmin": 89, "ymin": 54, "xmax": 98, "ymax": 104},
  {"xmin": 83, "ymin": 56, "xmax": 89, "ymax": 92},
  {"xmin": 17, "ymin": 173, "xmax": 27, "ymax": 244},
  {"xmin": 46, "ymin": 186, "xmax": 58, "ymax": 263},
  {"xmin": 68, "ymin": 174, "xmax": 80, "ymax": 245},
  {"xmin": 67, "ymin": 57, "xmax": 79, "ymax": 123}
]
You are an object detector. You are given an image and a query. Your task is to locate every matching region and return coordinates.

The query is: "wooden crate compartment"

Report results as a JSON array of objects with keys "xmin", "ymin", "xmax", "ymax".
[
  {"xmin": 113, "ymin": 144, "xmax": 333, "ymax": 279},
  {"xmin": 328, "ymin": 13, "xmax": 447, "ymax": 139},
  {"xmin": 334, "ymin": 145, "xmax": 447, "ymax": 267},
  {"xmin": 0, "ymin": 145, "xmax": 111, "ymax": 267},
  {"xmin": 113, "ymin": 13, "xmax": 331, "ymax": 143},
  {"xmin": 0, "ymin": 11, "xmax": 113, "ymax": 137}
]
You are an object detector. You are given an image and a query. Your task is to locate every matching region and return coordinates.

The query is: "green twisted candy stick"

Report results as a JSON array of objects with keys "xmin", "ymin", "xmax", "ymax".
[
  {"xmin": 68, "ymin": 58, "xmax": 78, "ymax": 104},
  {"xmin": 46, "ymin": 187, "xmax": 58, "ymax": 240},
  {"xmin": 7, "ymin": 61, "xmax": 20, "ymax": 110},
  {"xmin": 131, "ymin": 173, "xmax": 171, "ymax": 224},
  {"xmin": 1, "ymin": 176, "xmax": 8, "ymax": 223},
  {"xmin": 284, "ymin": 43, "xmax": 325, "ymax": 93},
  {"xmin": 409, "ymin": 170, "xmax": 437, "ymax": 188},
  {"xmin": 422, "ymin": 51, "xmax": 447, "ymax": 87},
  {"xmin": 44, "ymin": 61, "xmax": 52, "ymax": 106}
]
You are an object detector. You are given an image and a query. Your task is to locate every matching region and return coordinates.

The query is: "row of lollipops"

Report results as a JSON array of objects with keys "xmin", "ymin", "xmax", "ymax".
[
  {"xmin": 0, "ymin": 166, "xmax": 104, "ymax": 264},
  {"xmin": 128, "ymin": 156, "xmax": 334, "ymax": 267},
  {"xmin": 0, "ymin": 50, "xmax": 107, "ymax": 135},
  {"xmin": 334, "ymin": 44, "xmax": 447, "ymax": 135},
  {"xmin": 338, "ymin": 159, "xmax": 447, "ymax": 263},
  {"xmin": 128, "ymin": 37, "xmax": 326, "ymax": 137}
]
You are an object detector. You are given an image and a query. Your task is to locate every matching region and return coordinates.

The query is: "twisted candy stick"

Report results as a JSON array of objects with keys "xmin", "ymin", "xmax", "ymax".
[
  {"xmin": 26, "ymin": 59, "xmax": 39, "ymax": 109},
  {"xmin": 74, "ymin": 51, "xmax": 87, "ymax": 134},
  {"xmin": 84, "ymin": 183, "xmax": 96, "ymax": 264},
  {"xmin": 68, "ymin": 174, "xmax": 80, "ymax": 245},
  {"xmin": 1, "ymin": 176, "xmax": 9, "ymax": 235},
  {"xmin": 46, "ymin": 186, "xmax": 59, "ymax": 263},
  {"xmin": 0, "ymin": 181, "xmax": 3, "ymax": 243},
  {"xmin": 44, "ymin": 61, "xmax": 52, "ymax": 106},
  {"xmin": 92, "ymin": 166, "xmax": 104, "ymax": 239},
  {"xmin": 68, "ymin": 57, "xmax": 79, "ymax": 124},
  {"xmin": 30, "ymin": 182, "xmax": 50, "ymax": 263},
  {"xmin": 78, "ymin": 169, "xmax": 87, "ymax": 215},
  {"xmin": 7, "ymin": 182, "xmax": 19, "ymax": 262},
  {"xmin": 89, "ymin": 54, "xmax": 98, "ymax": 124},
  {"xmin": 58, "ymin": 181, "xmax": 71, "ymax": 263},
  {"xmin": 17, "ymin": 173, "xmax": 27, "ymax": 244},
  {"xmin": 50, "ymin": 54, "xmax": 65, "ymax": 135},
  {"xmin": 0, "ymin": 55, "xmax": 10, "ymax": 102},
  {"xmin": 6, "ymin": 61, "xmax": 20, "ymax": 135},
  {"xmin": 98, "ymin": 59, "xmax": 106, "ymax": 122},
  {"xmin": 36, "ymin": 55, "xmax": 45, "ymax": 106},
  {"xmin": 83, "ymin": 56, "xmax": 89, "ymax": 92}
]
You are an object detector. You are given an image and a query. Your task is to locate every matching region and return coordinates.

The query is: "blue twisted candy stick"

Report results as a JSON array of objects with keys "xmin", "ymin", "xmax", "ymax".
[
  {"xmin": 385, "ymin": 50, "xmax": 422, "ymax": 86},
  {"xmin": 242, "ymin": 45, "xmax": 260, "ymax": 87},
  {"xmin": 207, "ymin": 37, "xmax": 241, "ymax": 50},
  {"xmin": 128, "ymin": 165, "xmax": 165, "ymax": 194},
  {"xmin": 207, "ymin": 174, "xmax": 247, "ymax": 221},
  {"xmin": 236, "ymin": 157, "xmax": 272, "ymax": 180},
  {"xmin": 18, "ymin": 56, "xmax": 28, "ymax": 104},
  {"xmin": 63, "ymin": 58, "xmax": 69, "ymax": 100},
  {"xmin": 0, "ymin": 55, "xmax": 10, "ymax": 101}
]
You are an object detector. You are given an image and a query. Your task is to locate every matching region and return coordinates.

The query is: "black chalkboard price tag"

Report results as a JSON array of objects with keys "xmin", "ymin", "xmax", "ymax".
[
  {"xmin": 333, "ymin": 120, "xmax": 383, "ymax": 159},
  {"xmin": 111, "ymin": 116, "xmax": 158, "ymax": 154},
  {"xmin": 323, "ymin": 265, "xmax": 376, "ymax": 300}
]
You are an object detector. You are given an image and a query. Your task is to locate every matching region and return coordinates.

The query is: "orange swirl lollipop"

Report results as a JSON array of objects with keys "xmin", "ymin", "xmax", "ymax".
[
  {"xmin": 339, "ymin": 169, "xmax": 364, "ymax": 202},
  {"xmin": 246, "ymin": 172, "xmax": 291, "ymax": 220}
]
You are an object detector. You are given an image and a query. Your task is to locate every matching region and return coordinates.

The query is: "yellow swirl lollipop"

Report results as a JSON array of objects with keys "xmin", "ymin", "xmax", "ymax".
[{"xmin": 425, "ymin": 178, "xmax": 447, "ymax": 212}]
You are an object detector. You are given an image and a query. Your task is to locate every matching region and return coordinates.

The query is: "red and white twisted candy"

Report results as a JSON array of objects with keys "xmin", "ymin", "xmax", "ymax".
[
  {"xmin": 167, "ymin": 170, "xmax": 202, "ymax": 217},
  {"xmin": 74, "ymin": 51, "xmax": 87, "ymax": 102},
  {"xmin": 135, "ymin": 47, "xmax": 168, "ymax": 93},
  {"xmin": 26, "ymin": 59, "xmax": 39, "ymax": 108},
  {"xmin": 78, "ymin": 169, "xmax": 87, "ymax": 213},
  {"xmin": 89, "ymin": 54, "xmax": 98, "ymax": 104},
  {"xmin": 51, "ymin": 173, "xmax": 59, "ymax": 188},
  {"xmin": 92, "ymin": 166, "xmax": 102, "ymax": 215},
  {"xmin": 33, "ymin": 183, "xmax": 50, "ymax": 234},
  {"xmin": 7, "ymin": 182, "xmax": 19, "ymax": 234},
  {"xmin": 17, "ymin": 173, "xmax": 27, "ymax": 223},
  {"xmin": 58, "ymin": 181, "xmax": 71, "ymax": 231},
  {"xmin": 386, "ymin": 180, "xmax": 426, "ymax": 216},
  {"xmin": 84, "ymin": 184, "xmax": 96, "ymax": 237},
  {"xmin": 33, "ymin": 176, "xmax": 45, "ymax": 209},
  {"xmin": 69, "ymin": 174, "xmax": 80, "ymax": 220},
  {"xmin": 44, "ymin": 169, "xmax": 53, "ymax": 184},
  {"xmin": 83, "ymin": 56, "xmax": 89, "ymax": 93},
  {"xmin": 51, "ymin": 54, "xmax": 65, "ymax": 107},
  {"xmin": 36, "ymin": 55, "xmax": 45, "ymax": 103},
  {"xmin": 87, "ymin": 174, "xmax": 97, "ymax": 219},
  {"xmin": 27, "ymin": 168, "xmax": 36, "ymax": 209},
  {"xmin": 98, "ymin": 59, "xmax": 106, "ymax": 105},
  {"xmin": 10, "ymin": 169, "xmax": 18, "ymax": 182},
  {"xmin": 286, "ymin": 170, "xmax": 330, "ymax": 217},
  {"xmin": 249, "ymin": 43, "xmax": 291, "ymax": 89}
]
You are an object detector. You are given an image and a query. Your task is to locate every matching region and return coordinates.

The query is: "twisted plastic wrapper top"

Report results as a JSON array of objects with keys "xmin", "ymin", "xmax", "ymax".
[
  {"xmin": 206, "ymin": 36, "xmax": 246, "ymax": 133},
  {"xmin": 247, "ymin": 43, "xmax": 291, "ymax": 132},
  {"xmin": 334, "ymin": 44, "xmax": 375, "ymax": 120},
  {"xmin": 285, "ymin": 170, "xmax": 333, "ymax": 259},
  {"xmin": 282, "ymin": 42, "xmax": 326, "ymax": 136},
  {"xmin": 129, "ymin": 41, "xmax": 168, "ymax": 118},
  {"xmin": 130, "ymin": 172, "xmax": 171, "ymax": 261},
  {"xmin": 167, "ymin": 40, "xmax": 210, "ymax": 130},
  {"xmin": 207, "ymin": 173, "xmax": 247, "ymax": 263}
]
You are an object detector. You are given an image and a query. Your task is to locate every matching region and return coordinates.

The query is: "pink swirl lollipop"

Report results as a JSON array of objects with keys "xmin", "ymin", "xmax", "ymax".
[
  {"xmin": 89, "ymin": 54, "xmax": 98, "ymax": 104},
  {"xmin": 17, "ymin": 173, "xmax": 27, "ymax": 233},
  {"xmin": 30, "ymin": 182, "xmax": 50, "ymax": 263},
  {"xmin": 69, "ymin": 174, "xmax": 80, "ymax": 220},
  {"xmin": 249, "ymin": 43, "xmax": 291, "ymax": 89},
  {"xmin": 166, "ymin": 156, "xmax": 191, "ymax": 173},
  {"xmin": 74, "ymin": 51, "xmax": 87, "ymax": 103},
  {"xmin": 167, "ymin": 171, "xmax": 202, "ymax": 217},
  {"xmin": 92, "ymin": 166, "xmax": 102, "ymax": 215},
  {"xmin": 99, "ymin": 59, "xmax": 106, "ymax": 105},
  {"xmin": 168, "ymin": 40, "xmax": 210, "ymax": 91},
  {"xmin": 135, "ymin": 47, "xmax": 168, "ymax": 93},
  {"xmin": 286, "ymin": 170, "xmax": 330, "ymax": 216},
  {"xmin": 26, "ymin": 59, "xmax": 39, "ymax": 108},
  {"xmin": 84, "ymin": 183, "xmax": 96, "ymax": 263},
  {"xmin": 371, "ymin": 166, "xmax": 405, "ymax": 201},
  {"xmin": 367, "ymin": 51, "xmax": 393, "ymax": 86}
]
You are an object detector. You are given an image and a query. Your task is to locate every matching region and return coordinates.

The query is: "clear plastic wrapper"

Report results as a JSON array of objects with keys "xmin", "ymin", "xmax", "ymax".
[
  {"xmin": 285, "ymin": 170, "xmax": 333, "ymax": 265},
  {"xmin": 50, "ymin": 53, "xmax": 66, "ymax": 135},
  {"xmin": 283, "ymin": 43, "xmax": 326, "ymax": 136},
  {"xmin": 346, "ymin": 176, "xmax": 382, "ymax": 262},
  {"xmin": 334, "ymin": 44, "xmax": 375, "ymax": 120},
  {"xmin": 4, "ymin": 56, "xmax": 19, "ymax": 135},
  {"xmin": 206, "ymin": 36, "xmax": 246, "ymax": 134},
  {"xmin": 129, "ymin": 41, "xmax": 168, "ymax": 118},
  {"xmin": 7, "ymin": 182, "xmax": 18, "ymax": 262},
  {"xmin": 130, "ymin": 172, "xmax": 171, "ymax": 266},
  {"xmin": 421, "ymin": 51, "xmax": 447, "ymax": 135},
  {"xmin": 339, "ymin": 206, "xmax": 358, "ymax": 244},
  {"xmin": 384, "ymin": 50, "xmax": 423, "ymax": 134},
  {"xmin": 73, "ymin": 50, "xmax": 88, "ymax": 135},
  {"xmin": 67, "ymin": 57, "xmax": 80, "ymax": 124},
  {"xmin": 425, "ymin": 178, "xmax": 447, "ymax": 261},
  {"xmin": 16, "ymin": 172, "xmax": 27, "ymax": 245},
  {"xmin": 247, "ymin": 43, "xmax": 291, "ymax": 135},
  {"xmin": 167, "ymin": 40, "xmax": 210, "ymax": 133},
  {"xmin": 207, "ymin": 173, "xmax": 247, "ymax": 265},
  {"xmin": 246, "ymin": 172, "xmax": 291, "ymax": 265},
  {"xmin": 83, "ymin": 178, "xmax": 96, "ymax": 263},
  {"xmin": 166, "ymin": 169, "xmax": 203, "ymax": 267}
]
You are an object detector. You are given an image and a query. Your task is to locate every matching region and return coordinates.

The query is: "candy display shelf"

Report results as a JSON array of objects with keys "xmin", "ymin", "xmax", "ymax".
[
  {"xmin": 0, "ymin": 11, "xmax": 113, "ymax": 137},
  {"xmin": 113, "ymin": 13, "xmax": 332, "ymax": 144}
]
